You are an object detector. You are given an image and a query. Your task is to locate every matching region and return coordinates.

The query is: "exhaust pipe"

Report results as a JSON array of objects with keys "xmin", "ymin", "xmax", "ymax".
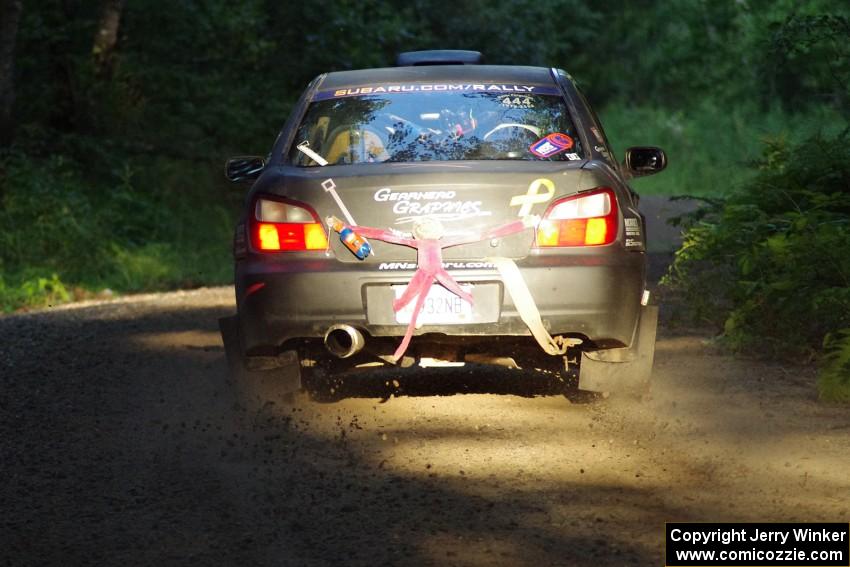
[{"xmin": 324, "ymin": 325, "xmax": 366, "ymax": 358}]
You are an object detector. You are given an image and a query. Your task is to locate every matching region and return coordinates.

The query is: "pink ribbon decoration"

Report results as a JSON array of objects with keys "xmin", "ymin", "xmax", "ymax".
[{"xmin": 352, "ymin": 218, "xmax": 532, "ymax": 360}]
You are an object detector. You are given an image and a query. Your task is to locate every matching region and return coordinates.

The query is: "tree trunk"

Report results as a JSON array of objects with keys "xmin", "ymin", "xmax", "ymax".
[
  {"xmin": 0, "ymin": 0, "xmax": 23, "ymax": 146},
  {"xmin": 92, "ymin": 0, "xmax": 125, "ymax": 78}
]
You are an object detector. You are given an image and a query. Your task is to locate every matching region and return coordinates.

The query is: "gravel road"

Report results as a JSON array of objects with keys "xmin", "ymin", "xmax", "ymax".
[{"xmin": 2, "ymin": 286, "xmax": 848, "ymax": 566}]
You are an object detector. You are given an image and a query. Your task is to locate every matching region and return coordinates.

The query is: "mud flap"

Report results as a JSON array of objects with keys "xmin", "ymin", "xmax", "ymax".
[
  {"xmin": 219, "ymin": 315, "xmax": 302, "ymax": 401},
  {"xmin": 578, "ymin": 305, "xmax": 658, "ymax": 395}
]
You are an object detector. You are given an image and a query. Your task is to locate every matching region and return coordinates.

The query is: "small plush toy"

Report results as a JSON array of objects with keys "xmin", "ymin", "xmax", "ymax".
[{"xmin": 330, "ymin": 215, "xmax": 538, "ymax": 360}]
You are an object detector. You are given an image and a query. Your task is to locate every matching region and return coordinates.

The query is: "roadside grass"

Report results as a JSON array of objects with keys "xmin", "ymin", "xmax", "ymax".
[
  {"xmin": 819, "ymin": 330, "xmax": 850, "ymax": 403},
  {"xmin": 0, "ymin": 153, "xmax": 236, "ymax": 312}
]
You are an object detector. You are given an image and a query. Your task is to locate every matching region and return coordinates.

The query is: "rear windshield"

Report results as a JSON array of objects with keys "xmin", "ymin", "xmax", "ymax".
[{"xmin": 288, "ymin": 83, "xmax": 584, "ymax": 165}]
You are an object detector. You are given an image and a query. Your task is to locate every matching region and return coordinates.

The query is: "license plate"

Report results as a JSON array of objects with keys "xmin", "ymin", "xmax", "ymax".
[{"xmin": 392, "ymin": 283, "xmax": 473, "ymax": 325}]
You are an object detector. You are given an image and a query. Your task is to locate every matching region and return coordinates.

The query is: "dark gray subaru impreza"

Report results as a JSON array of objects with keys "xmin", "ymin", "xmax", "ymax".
[{"xmin": 219, "ymin": 50, "xmax": 666, "ymax": 404}]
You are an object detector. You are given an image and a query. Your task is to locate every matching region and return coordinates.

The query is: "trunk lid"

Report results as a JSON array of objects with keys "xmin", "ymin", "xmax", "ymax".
[{"xmin": 264, "ymin": 161, "xmax": 589, "ymax": 263}]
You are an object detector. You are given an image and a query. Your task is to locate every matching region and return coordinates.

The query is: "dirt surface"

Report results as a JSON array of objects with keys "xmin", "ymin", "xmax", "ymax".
[{"xmin": 2, "ymin": 286, "xmax": 848, "ymax": 566}]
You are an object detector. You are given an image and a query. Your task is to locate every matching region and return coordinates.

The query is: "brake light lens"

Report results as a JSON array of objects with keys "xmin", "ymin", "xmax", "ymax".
[
  {"xmin": 255, "ymin": 223, "xmax": 278, "ymax": 249},
  {"xmin": 536, "ymin": 188, "xmax": 618, "ymax": 247},
  {"xmin": 251, "ymin": 197, "xmax": 328, "ymax": 252}
]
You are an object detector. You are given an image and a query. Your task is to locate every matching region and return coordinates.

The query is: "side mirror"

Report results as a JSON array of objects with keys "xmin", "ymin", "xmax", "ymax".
[
  {"xmin": 225, "ymin": 156, "xmax": 265, "ymax": 182},
  {"xmin": 625, "ymin": 147, "xmax": 667, "ymax": 177}
]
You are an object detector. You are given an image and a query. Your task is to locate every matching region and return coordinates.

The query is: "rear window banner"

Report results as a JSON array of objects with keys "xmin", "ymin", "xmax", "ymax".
[{"xmin": 314, "ymin": 84, "xmax": 562, "ymax": 101}]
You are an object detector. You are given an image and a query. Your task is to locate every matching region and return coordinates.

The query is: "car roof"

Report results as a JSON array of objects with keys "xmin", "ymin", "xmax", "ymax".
[{"xmin": 317, "ymin": 65, "xmax": 558, "ymax": 90}]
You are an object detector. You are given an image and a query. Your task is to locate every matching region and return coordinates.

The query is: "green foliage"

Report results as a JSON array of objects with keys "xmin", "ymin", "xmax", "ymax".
[
  {"xmin": 0, "ymin": 152, "xmax": 235, "ymax": 311},
  {"xmin": 819, "ymin": 330, "xmax": 850, "ymax": 402},
  {"xmin": 13, "ymin": 0, "xmax": 850, "ymax": 152},
  {"xmin": 599, "ymin": 100, "xmax": 846, "ymax": 196},
  {"xmin": 763, "ymin": 13, "xmax": 850, "ymax": 111},
  {"xmin": 0, "ymin": 273, "xmax": 69, "ymax": 311},
  {"xmin": 658, "ymin": 7, "xmax": 850, "ymax": 400},
  {"xmin": 664, "ymin": 132, "xmax": 850, "ymax": 398}
]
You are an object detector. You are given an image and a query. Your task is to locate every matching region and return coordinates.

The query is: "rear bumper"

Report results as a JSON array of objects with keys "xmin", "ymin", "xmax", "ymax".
[{"xmin": 235, "ymin": 249, "xmax": 646, "ymax": 354}]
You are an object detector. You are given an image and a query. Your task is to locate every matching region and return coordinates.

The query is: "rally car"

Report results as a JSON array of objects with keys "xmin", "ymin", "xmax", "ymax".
[{"xmin": 219, "ymin": 50, "xmax": 666, "ymax": 403}]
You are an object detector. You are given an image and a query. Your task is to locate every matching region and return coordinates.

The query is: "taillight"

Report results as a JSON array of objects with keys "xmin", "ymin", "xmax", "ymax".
[
  {"xmin": 535, "ymin": 188, "xmax": 618, "ymax": 247},
  {"xmin": 250, "ymin": 196, "xmax": 328, "ymax": 252}
]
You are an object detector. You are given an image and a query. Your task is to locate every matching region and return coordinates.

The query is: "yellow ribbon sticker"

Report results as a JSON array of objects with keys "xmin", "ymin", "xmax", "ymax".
[{"xmin": 510, "ymin": 178, "xmax": 555, "ymax": 217}]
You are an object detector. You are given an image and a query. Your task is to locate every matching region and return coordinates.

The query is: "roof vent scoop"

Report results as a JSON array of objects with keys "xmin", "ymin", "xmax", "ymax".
[{"xmin": 395, "ymin": 50, "xmax": 483, "ymax": 66}]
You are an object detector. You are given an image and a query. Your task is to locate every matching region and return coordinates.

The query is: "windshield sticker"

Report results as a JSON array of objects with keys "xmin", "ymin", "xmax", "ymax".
[
  {"xmin": 510, "ymin": 178, "xmax": 555, "ymax": 217},
  {"xmin": 529, "ymin": 133, "xmax": 574, "ymax": 158},
  {"xmin": 499, "ymin": 94, "xmax": 535, "ymax": 109},
  {"xmin": 313, "ymin": 84, "xmax": 561, "ymax": 101},
  {"xmin": 373, "ymin": 187, "xmax": 492, "ymax": 225},
  {"xmin": 565, "ymin": 152, "xmax": 581, "ymax": 161}
]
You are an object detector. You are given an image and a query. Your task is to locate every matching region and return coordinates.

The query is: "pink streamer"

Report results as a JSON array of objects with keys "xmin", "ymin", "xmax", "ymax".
[{"xmin": 353, "ymin": 220, "xmax": 529, "ymax": 360}]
